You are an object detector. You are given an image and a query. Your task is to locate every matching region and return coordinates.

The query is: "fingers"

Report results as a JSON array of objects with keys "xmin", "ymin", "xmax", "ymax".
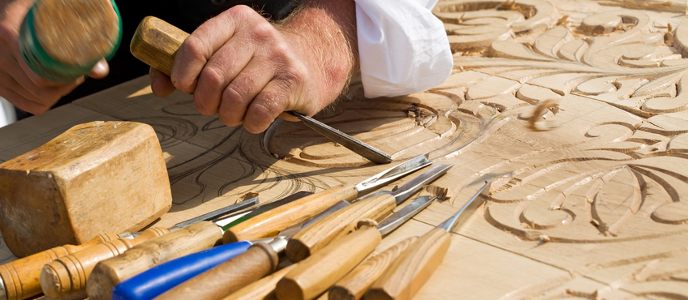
[
  {"xmin": 150, "ymin": 68, "xmax": 176, "ymax": 97},
  {"xmin": 215, "ymin": 59, "xmax": 275, "ymax": 126},
  {"xmin": 87, "ymin": 59, "xmax": 109, "ymax": 79},
  {"xmin": 193, "ymin": 36, "xmax": 254, "ymax": 116},
  {"xmin": 171, "ymin": 6, "xmax": 251, "ymax": 94}
]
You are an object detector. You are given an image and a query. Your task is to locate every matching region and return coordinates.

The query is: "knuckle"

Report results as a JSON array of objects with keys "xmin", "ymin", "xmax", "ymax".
[
  {"xmin": 251, "ymin": 23, "xmax": 277, "ymax": 42},
  {"xmin": 181, "ymin": 35, "xmax": 209, "ymax": 59},
  {"xmin": 199, "ymin": 66, "xmax": 226, "ymax": 88}
]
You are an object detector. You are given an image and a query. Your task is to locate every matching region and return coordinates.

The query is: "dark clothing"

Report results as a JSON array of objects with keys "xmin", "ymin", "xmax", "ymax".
[{"xmin": 17, "ymin": 0, "xmax": 299, "ymax": 119}]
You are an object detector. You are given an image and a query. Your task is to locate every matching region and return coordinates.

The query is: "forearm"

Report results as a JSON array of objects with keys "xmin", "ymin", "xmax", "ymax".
[{"xmin": 279, "ymin": 0, "xmax": 358, "ymax": 105}]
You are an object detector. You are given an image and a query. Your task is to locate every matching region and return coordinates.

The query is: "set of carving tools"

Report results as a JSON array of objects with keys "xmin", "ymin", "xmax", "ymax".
[{"xmin": 0, "ymin": 149, "xmax": 490, "ymax": 300}]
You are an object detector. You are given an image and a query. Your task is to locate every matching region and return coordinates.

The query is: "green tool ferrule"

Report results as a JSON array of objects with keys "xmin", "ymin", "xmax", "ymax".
[{"xmin": 19, "ymin": 0, "xmax": 123, "ymax": 82}]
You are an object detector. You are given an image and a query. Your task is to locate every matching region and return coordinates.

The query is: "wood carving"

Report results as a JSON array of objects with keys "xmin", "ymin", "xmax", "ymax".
[{"xmin": 1, "ymin": 0, "xmax": 688, "ymax": 299}]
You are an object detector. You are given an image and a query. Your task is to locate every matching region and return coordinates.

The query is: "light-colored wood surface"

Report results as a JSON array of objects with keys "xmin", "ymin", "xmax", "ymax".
[
  {"xmin": 1, "ymin": 0, "xmax": 688, "ymax": 298},
  {"xmin": 0, "ymin": 121, "xmax": 171, "ymax": 257}
]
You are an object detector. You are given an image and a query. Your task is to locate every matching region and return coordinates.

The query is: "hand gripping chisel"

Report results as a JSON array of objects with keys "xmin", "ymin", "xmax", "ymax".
[
  {"xmin": 130, "ymin": 16, "xmax": 392, "ymax": 164},
  {"xmin": 86, "ymin": 157, "xmax": 430, "ymax": 300},
  {"xmin": 364, "ymin": 181, "xmax": 492, "ymax": 300}
]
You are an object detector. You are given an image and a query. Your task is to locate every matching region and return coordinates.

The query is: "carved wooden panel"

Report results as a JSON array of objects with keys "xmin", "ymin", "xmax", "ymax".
[{"xmin": 1, "ymin": 0, "xmax": 688, "ymax": 298}]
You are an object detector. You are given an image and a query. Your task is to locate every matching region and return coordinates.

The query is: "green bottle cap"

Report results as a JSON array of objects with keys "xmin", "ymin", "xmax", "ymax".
[{"xmin": 19, "ymin": 0, "xmax": 122, "ymax": 82}]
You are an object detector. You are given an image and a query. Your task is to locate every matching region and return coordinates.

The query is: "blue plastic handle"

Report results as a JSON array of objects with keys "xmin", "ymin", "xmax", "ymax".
[{"xmin": 112, "ymin": 241, "xmax": 252, "ymax": 300}]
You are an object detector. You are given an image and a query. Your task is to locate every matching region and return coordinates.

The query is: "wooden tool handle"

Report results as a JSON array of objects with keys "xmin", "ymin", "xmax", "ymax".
[
  {"xmin": 223, "ymin": 185, "xmax": 358, "ymax": 243},
  {"xmin": 155, "ymin": 242, "xmax": 280, "ymax": 300},
  {"xmin": 0, "ymin": 232, "xmax": 118, "ymax": 300},
  {"xmin": 328, "ymin": 237, "xmax": 418, "ymax": 300},
  {"xmin": 286, "ymin": 193, "xmax": 396, "ymax": 263},
  {"xmin": 221, "ymin": 265, "xmax": 297, "ymax": 300},
  {"xmin": 276, "ymin": 226, "xmax": 382, "ymax": 300},
  {"xmin": 130, "ymin": 16, "xmax": 188, "ymax": 76},
  {"xmin": 85, "ymin": 221, "xmax": 222, "ymax": 300},
  {"xmin": 365, "ymin": 228, "xmax": 451, "ymax": 300},
  {"xmin": 40, "ymin": 227, "xmax": 169, "ymax": 299}
]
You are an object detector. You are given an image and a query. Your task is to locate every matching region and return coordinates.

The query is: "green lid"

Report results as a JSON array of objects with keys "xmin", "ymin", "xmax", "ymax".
[{"xmin": 19, "ymin": 0, "xmax": 123, "ymax": 82}]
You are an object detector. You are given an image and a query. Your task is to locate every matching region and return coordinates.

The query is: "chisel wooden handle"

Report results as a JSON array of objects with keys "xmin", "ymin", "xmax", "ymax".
[
  {"xmin": 328, "ymin": 237, "xmax": 417, "ymax": 300},
  {"xmin": 221, "ymin": 265, "xmax": 297, "ymax": 300},
  {"xmin": 40, "ymin": 227, "xmax": 169, "ymax": 299},
  {"xmin": 155, "ymin": 242, "xmax": 280, "ymax": 300},
  {"xmin": 0, "ymin": 232, "xmax": 119, "ymax": 300},
  {"xmin": 276, "ymin": 226, "xmax": 381, "ymax": 300},
  {"xmin": 223, "ymin": 185, "xmax": 358, "ymax": 243},
  {"xmin": 86, "ymin": 221, "xmax": 222, "ymax": 300},
  {"xmin": 130, "ymin": 16, "xmax": 188, "ymax": 76},
  {"xmin": 286, "ymin": 194, "xmax": 396, "ymax": 263},
  {"xmin": 364, "ymin": 228, "xmax": 451, "ymax": 300}
]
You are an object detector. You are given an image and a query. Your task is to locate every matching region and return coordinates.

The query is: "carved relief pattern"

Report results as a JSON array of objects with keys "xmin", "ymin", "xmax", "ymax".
[{"xmin": 428, "ymin": 0, "xmax": 688, "ymax": 298}]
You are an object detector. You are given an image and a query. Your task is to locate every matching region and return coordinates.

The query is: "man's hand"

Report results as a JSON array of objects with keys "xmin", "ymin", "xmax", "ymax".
[
  {"xmin": 0, "ymin": 0, "xmax": 108, "ymax": 115},
  {"xmin": 150, "ymin": 0, "xmax": 357, "ymax": 134}
]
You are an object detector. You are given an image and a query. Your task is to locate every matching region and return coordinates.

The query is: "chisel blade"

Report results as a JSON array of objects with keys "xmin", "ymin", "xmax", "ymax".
[
  {"xmin": 354, "ymin": 154, "xmax": 432, "ymax": 195},
  {"xmin": 287, "ymin": 111, "xmax": 392, "ymax": 164}
]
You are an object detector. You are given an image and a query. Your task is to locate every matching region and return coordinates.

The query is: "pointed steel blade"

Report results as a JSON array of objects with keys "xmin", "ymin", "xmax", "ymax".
[
  {"xmin": 354, "ymin": 154, "xmax": 432, "ymax": 195},
  {"xmin": 288, "ymin": 111, "xmax": 392, "ymax": 164},
  {"xmin": 377, "ymin": 195, "xmax": 437, "ymax": 237},
  {"xmin": 172, "ymin": 196, "xmax": 259, "ymax": 230},
  {"xmin": 437, "ymin": 181, "xmax": 491, "ymax": 232},
  {"xmin": 390, "ymin": 164, "xmax": 453, "ymax": 205}
]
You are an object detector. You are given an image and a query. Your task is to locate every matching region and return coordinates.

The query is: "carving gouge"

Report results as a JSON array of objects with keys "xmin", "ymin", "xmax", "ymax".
[
  {"xmin": 39, "ymin": 196, "xmax": 262, "ymax": 299},
  {"xmin": 0, "ymin": 196, "xmax": 258, "ymax": 300},
  {"xmin": 222, "ymin": 154, "xmax": 432, "ymax": 244},
  {"xmin": 84, "ymin": 192, "xmax": 310, "ymax": 300},
  {"xmin": 275, "ymin": 195, "xmax": 439, "ymax": 300},
  {"xmin": 286, "ymin": 164, "xmax": 453, "ymax": 262},
  {"xmin": 130, "ymin": 16, "xmax": 392, "ymax": 164},
  {"xmin": 149, "ymin": 215, "xmax": 325, "ymax": 300},
  {"xmin": 110, "ymin": 201, "xmax": 342, "ymax": 300},
  {"xmin": 365, "ymin": 181, "xmax": 492, "ymax": 300}
]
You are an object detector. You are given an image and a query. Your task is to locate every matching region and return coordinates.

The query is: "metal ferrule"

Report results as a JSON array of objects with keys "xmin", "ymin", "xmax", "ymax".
[
  {"xmin": 267, "ymin": 237, "xmax": 289, "ymax": 254},
  {"xmin": 0, "ymin": 274, "xmax": 7, "ymax": 300}
]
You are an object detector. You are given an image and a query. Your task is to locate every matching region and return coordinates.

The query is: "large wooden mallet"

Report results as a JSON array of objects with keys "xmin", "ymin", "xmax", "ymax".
[{"xmin": 0, "ymin": 121, "xmax": 172, "ymax": 257}]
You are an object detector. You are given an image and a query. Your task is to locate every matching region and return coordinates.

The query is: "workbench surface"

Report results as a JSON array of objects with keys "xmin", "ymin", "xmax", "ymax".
[{"xmin": 2, "ymin": 0, "xmax": 688, "ymax": 298}]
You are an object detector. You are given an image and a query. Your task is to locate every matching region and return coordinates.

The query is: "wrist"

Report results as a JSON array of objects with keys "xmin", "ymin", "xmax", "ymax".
[{"xmin": 279, "ymin": 0, "xmax": 357, "ymax": 110}]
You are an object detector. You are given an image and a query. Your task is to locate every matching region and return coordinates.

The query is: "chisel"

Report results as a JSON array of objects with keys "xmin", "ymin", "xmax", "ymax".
[
  {"xmin": 38, "ymin": 196, "xmax": 261, "ymax": 299},
  {"xmin": 82, "ymin": 192, "xmax": 307, "ymax": 300},
  {"xmin": 157, "ymin": 194, "xmax": 437, "ymax": 300},
  {"xmin": 86, "ymin": 157, "xmax": 428, "ymax": 300},
  {"xmin": 129, "ymin": 16, "xmax": 392, "ymax": 164},
  {"xmin": 275, "ymin": 195, "xmax": 439, "ymax": 300},
  {"xmin": 364, "ymin": 181, "xmax": 491, "ymax": 300},
  {"xmin": 286, "ymin": 164, "xmax": 453, "ymax": 262},
  {"xmin": 110, "ymin": 200, "xmax": 345, "ymax": 300},
  {"xmin": 222, "ymin": 154, "xmax": 432, "ymax": 244}
]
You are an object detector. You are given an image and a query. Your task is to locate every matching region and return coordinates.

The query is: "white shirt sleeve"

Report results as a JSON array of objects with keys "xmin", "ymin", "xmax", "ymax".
[{"xmin": 355, "ymin": 0, "xmax": 452, "ymax": 98}]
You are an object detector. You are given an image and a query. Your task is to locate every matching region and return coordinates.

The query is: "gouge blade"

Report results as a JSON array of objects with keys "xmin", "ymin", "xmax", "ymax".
[
  {"xmin": 173, "ymin": 196, "xmax": 260, "ymax": 229},
  {"xmin": 287, "ymin": 111, "xmax": 392, "ymax": 164},
  {"xmin": 377, "ymin": 195, "xmax": 437, "ymax": 237},
  {"xmin": 437, "ymin": 181, "xmax": 491, "ymax": 232},
  {"xmin": 389, "ymin": 164, "xmax": 452, "ymax": 205},
  {"xmin": 355, "ymin": 154, "xmax": 432, "ymax": 195}
]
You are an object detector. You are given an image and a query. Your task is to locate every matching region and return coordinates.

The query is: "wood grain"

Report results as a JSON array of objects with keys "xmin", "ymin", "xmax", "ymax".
[
  {"xmin": 329, "ymin": 237, "xmax": 418, "ymax": 300},
  {"xmin": 223, "ymin": 185, "xmax": 359, "ymax": 243},
  {"xmin": 130, "ymin": 16, "xmax": 187, "ymax": 76},
  {"xmin": 0, "ymin": 233, "xmax": 118, "ymax": 300},
  {"xmin": 155, "ymin": 242, "xmax": 279, "ymax": 300},
  {"xmin": 221, "ymin": 265, "xmax": 297, "ymax": 300},
  {"xmin": 40, "ymin": 227, "xmax": 169, "ymax": 299},
  {"xmin": 365, "ymin": 228, "xmax": 451, "ymax": 300},
  {"xmin": 286, "ymin": 194, "xmax": 396, "ymax": 262},
  {"xmin": 276, "ymin": 226, "xmax": 382, "ymax": 300},
  {"xmin": 2, "ymin": 0, "xmax": 688, "ymax": 299},
  {"xmin": 86, "ymin": 221, "xmax": 222, "ymax": 300},
  {"xmin": 0, "ymin": 121, "xmax": 171, "ymax": 257}
]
